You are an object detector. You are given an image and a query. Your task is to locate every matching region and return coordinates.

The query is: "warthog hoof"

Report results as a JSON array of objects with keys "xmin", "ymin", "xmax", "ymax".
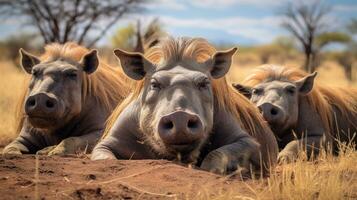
[
  {"xmin": 2, "ymin": 146, "xmax": 22, "ymax": 157},
  {"xmin": 200, "ymin": 150, "xmax": 251, "ymax": 175},
  {"xmin": 277, "ymin": 151, "xmax": 296, "ymax": 164},
  {"xmin": 37, "ymin": 137, "xmax": 82, "ymax": 156}
]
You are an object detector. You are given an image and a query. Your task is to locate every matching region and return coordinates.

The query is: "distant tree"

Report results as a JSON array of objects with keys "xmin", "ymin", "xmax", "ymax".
[
  {"xmin": 111, "ymin": 18, "xmax": 166, "ymax": 52},
  {"xmin": 111, "ymin": 23, "xmax": 137, "ymax": 51},
  {"xmin": 335, "ymin": 51, "xmax": 355, "ymax": 81},
  {"xmin": 0, "ymin": 33, "xmax": 40, "ymax": 64},
  {"xmin": 254, "ymin": 37, "xmax": 298, "ymax": 64},
  {"xmin": 315, "ymin": 32, "xmax": 351, "ymax": 48},
  {"xmin": 272, "ymin": 36, "xmax": 299, "ymax": 62},
  {"xmin": 335, "ymin": 19, "xmax": 357, "ymax": 81},
  {"xmin": 0, "ymin": 0, "xmax": 146, "ymax": 47},
  {"xmin": 256, "ymin": 44, "xmax": 281, "ymax": 63},
  {"xmin": 280, "ymin": 1, "xmax": 331, "ymax": 72},
  {"xmin": 314, "ymin": 31, "xmax": 351, "ymax": 67},
  {"xmin": 272, "ymin": 36, "xmax": 297, "ymax": 52}
]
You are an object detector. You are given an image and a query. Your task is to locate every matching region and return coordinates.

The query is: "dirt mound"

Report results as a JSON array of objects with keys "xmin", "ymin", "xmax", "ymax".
[{"xmin": 0, "ymin": 155, "xmax": 258, "ymax": 199}]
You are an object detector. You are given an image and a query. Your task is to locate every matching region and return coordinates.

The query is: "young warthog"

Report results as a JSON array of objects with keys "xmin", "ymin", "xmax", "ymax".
[
  {"xmin": 233, "ymin": 65, "xmax": 357, "ymax": 163},
  {"xmin": 3, "ymin": 43, "xmax": 130, "ymax": 156},
  {"xmin": 92, "ymin": 37, "xmax": 278, "ymax": 176}
]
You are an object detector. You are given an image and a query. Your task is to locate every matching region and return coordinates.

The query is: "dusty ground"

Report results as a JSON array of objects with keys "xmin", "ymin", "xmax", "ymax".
[
  {"xmin": 0, "ymin": 153, "xmax": 356, "ymax": 200},
  {"xmin": 0, "ymin": 155, "xmax": 261, "ymax": 200}
]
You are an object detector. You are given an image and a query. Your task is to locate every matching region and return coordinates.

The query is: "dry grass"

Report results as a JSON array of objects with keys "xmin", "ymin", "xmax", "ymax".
[
  {"xmin": 0, "ymin": 61, "xmax": 26, "ymax": 147},
  {"xmin": 258, "ymin": 144, "xmax": 356, "ymax": 200},
  {"xmin": 191, "ymin": 143, "xmax": 357, "ymax": 200}
]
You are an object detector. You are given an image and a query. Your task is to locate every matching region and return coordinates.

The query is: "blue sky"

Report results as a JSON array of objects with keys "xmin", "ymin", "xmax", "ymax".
[{"xmin": 0, "ymin": 0, "xmax": 356, "ymax": 46}]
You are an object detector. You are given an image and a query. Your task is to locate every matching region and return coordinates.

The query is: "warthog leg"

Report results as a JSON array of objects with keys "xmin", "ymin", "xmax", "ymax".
[
  {"xmin": 278, "ymin": 135, "xmax": 323, "ymax": 164},
  {"xmin": 200, "ymin": 136, "xmax": 261, "ymax": 176}
]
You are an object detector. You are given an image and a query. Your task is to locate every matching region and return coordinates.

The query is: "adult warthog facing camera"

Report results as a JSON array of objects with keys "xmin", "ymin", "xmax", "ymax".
[
  {"xmin": 92, "ymin": 37, "xmax": 278, "ymax": 176},
  {"xmin": 3, "ymin": 43, "xmax": 130, "ymax": 156}
]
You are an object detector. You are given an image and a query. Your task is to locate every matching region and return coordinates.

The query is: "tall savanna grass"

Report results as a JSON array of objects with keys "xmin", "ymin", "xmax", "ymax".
[
  {"xmin": 191, "ymin": 141, "xmax": 356, "ymax": 200},
  {"xmin": 0, "ymin": 61, "xmax": 26, "ymax": 147},
  {"xmin": 259, "ymin": 141, "xmax": 356, "ymax": 200}
]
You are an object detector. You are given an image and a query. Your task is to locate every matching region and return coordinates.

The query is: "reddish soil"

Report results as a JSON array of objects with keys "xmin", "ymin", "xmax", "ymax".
[{"xmin": 0, "ymin": 155, "xmax": 261, "ymax": 200}]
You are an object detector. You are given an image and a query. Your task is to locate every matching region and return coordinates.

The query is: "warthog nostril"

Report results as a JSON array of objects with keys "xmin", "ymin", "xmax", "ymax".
[
  {"xmin": 162, "ymin": 120, "xmax": 174, "ymax": 130},
  {"xmin": 27, "ymin": 99, "xmax": 36, "ymax": 107},
  {"xmin": 270, "ymin": 107, "xmax": 278, "ymax": 115},
  {"xmin": 46, "ymin": 100, "xmax": 55, "ymax": 108},
  {"xmin": 187, "ymin": 119, "xmax": 199, "ymax": 129}
]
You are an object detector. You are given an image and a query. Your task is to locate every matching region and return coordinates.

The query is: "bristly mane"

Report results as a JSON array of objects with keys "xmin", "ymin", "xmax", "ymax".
[
  {"xmin": 103, "ymin": 37, "xmax": 270, "ymax": 148},
  {"xmin": 15, "ymin": 42, "xmax": 130, "ymax": 134},
  {"xmin": 242, "ymin": 64, "xmax": 357, "ymax": 136}
]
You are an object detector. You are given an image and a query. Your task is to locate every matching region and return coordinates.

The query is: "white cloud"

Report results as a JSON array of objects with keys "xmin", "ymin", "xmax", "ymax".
[
  {"xmin": 143, "ymin": 15, "xmax": 284, "ymax": 43},
  {"xmin": 190, "ymin": 0, "xmax": 288, "ymax": 9},
  {"xmin": 145, "ymin": 0, "xmax": 288, "ymax": 10},
  {"xmin": 157, "ymin": 15, "xmax": 282, "ymax": 28},
  {"xmin": 190, "ymin": 0, "xmax": 238, "ymax": 8},
  {"xmin": 227, "ymin": 28, "xmax": 278, "ymax": 43},
  {"xmin": 146, "ymin": 0, "xmax": 187, "ymax": 11},
  {"xmin": 1, "ymin": 17, "xmax": 27, "ymax": 25}
]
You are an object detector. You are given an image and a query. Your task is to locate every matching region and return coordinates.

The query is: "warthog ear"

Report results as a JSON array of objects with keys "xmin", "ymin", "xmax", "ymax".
[
  {"xmin": 232, "ymin": 83, "xmax": 252, "ymax": 99},
  {"xmin": 81, "ymin": 50, "xmax": 99, "ymax": 74},
  {"xmin": 296, "ymin": 72, "xmax": 317, "ymax": 95},
  {"xmin": 19, "ymin": 48, "xmax": 40, "ymax": 74},
  {"xmin": 206, "ymin": 47, "xmax": 237, "ymax": 79},
  {"xmin": 114, "ymin": 49, "xmax": 154, "ymax": 80}
]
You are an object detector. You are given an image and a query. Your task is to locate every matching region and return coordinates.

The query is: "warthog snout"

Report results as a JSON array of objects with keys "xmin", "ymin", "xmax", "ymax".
[
  {"xmin": 25, "ymin": 93, "xmax": 59, "ymax": 117},
  {"xmin": 258, "ymin": 102, "xmax": 284, "ymax": 123},
  {"xmin": 158, "ymin": 111, "xmax": 204, "ymax": 149}
]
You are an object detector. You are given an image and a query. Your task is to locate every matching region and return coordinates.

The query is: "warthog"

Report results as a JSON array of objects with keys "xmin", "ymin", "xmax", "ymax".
[
  {"xmin": 92, "ymin": 37, "xmax": 278, "ymax": 176},
  {"xmin": 233, "ymin": 65, "xmax": 357, "ymax": 163},
  {"xmin": 3, "ymin": 43, "xmax": 130, "ymax": 156}
]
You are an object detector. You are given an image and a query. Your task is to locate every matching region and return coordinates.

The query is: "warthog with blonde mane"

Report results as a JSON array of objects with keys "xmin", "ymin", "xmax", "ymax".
[
  {"xmin": 92, "ymin": 37, "xmax": 278, "ymax": 176},
  {"xmin": 233, "ymin": 65, "xmax": 357, "ymax": 163},
  {"xmin": 3, "ymin": 43, "xmax": 130, "ymax": 155}
]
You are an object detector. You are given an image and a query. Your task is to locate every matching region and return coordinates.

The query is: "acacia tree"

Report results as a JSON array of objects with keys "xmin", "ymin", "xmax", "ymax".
[
  {"xmin": 310, "ymin": 31, "xmax": 351, "ymax": 68},
  {"xmin": 280, "ymin": 1, "xmax": 331, "ymax": 72},
  {"xmin": 111, "ymin": 23, "xmax": 137, "ymax": 51},
  {"xmin": 336, "ymin": 19, "xmax": 357, "ymax": 81},
  {"xmin": 0, "ymin": 0, "xmax": 146, "ymax": 47},
  {"xmin": 335, "ymin": 51, "xmax": 355, "ymax": 81}
]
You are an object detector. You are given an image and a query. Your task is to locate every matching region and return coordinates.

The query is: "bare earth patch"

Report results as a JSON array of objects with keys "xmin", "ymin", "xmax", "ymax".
[
  {"xmin": 1, "ymin": 154, "xmax": 355, "ymax": 200},
  {"xmin": 0, "ymin": 155, "xmax": 259, "ymax": 200}
]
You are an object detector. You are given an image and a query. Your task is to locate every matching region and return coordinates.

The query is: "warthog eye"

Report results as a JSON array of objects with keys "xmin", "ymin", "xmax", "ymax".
[
  {"xmin": 197, "ymin": 80, "xmax": 210, "ymax": 90},
  {"xmin": 65, "ymin": 72, "xmax": 78, "ymax": 80},
  {"xmin": 286, "ymin": 87, "xmax": 296, "ymax": 95},
  {"xmin": 252, "ymin": 88, "xmax": 263, "ymax": 95},
  {"xmin": 150, "ymin": 79, "xmax": 161, "ymax": 90},
  {"xmin": 32, "ymin": 70, "xmax": 40, "ymax": 77}
]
